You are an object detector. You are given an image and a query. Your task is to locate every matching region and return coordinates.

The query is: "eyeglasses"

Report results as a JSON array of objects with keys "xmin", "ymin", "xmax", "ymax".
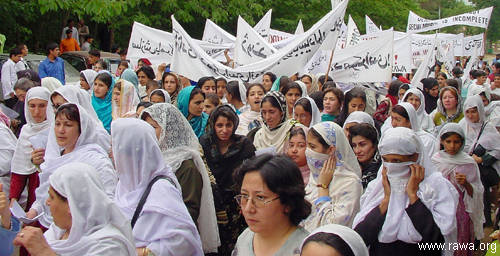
[{"xmin": 234, "ymin": 194, "xmax": 280, "ymax": 208}]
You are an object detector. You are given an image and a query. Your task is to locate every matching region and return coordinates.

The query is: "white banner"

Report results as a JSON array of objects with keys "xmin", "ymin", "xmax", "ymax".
[
  {"xmin": 454, "ymin": 33, "xmax": 464, "ymax": 57},
  {"xmin": 335, "ymin": 22, "xmax": 348, "ymax": 50},
  {"xmin": 366, "ymin": 15, "xmax": 381, "ymax": 34},
  {"xmin": 331, "ymin": 0, "xmax": 342, "ymax": 9},
  {"xmin": 126, "ymin": 21, "xmax": 175, "ymax": 68},
  {"xmin": 410, "ymin": 33, "xmax": 435, "ymax": 68},
  {"xmin": 234, "ymin": 16, "xmax": 277, "ymax": 65},
  {"xmin": 411, "ymin": 38, "xmax": 436, "ymax": 90},
  {"xmin": 254, "ymin": 9, "xmax": 272, "ymax": 40},
  {"xmin": 202, "ymin": 19, "xmax": 236, "ymax": 44},
  {"xmin": 463, "ymin": 33, "xmax": 484, "ymax": 56},
  {"xmin": 295, "ymin": 19, "xmax": 304, "ymax": 35},
  {"xmin": 436, "ymin": 37, "xmax": 455, "ymax": 75},
  {"xmin": 305, "ymin": 30, "xmax": 394, "ymax": 83},
  {"xmin": 346, "ymin": 15, "xmax": 361, "ymax": 46},
  {"xmin": 171, "ymin": 0, "xmax": 347, "ymax": 82},
  {"xmin": 407, "ymin": 7, "xmax": 493, "ymax": 33},
  {"xmin": 268, "ymin": 29, "xmax": 293, "ymax": 44}
]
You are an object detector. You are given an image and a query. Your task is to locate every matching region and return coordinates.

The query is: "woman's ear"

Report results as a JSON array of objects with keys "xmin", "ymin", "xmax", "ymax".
[{"xmin": 326, "ymin": 145, "xmax": 336, "ymax": 155}]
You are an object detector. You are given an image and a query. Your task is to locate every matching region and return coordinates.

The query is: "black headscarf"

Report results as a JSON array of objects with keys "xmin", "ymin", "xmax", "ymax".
[{"xmin": 421, "ymin": 78, "xmax": 438, "ymax": 114}]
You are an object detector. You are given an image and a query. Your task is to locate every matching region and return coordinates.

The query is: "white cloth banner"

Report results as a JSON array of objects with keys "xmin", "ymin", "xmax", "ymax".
[
  {"xmin": 234, "ymin": 16, "xmax": 277, "ymax": 65},
  {"xmin": 366, "ymin": 15, "xmax": 381, "ymax": 34},
  {"xmin": 254, "ymin": 9, "xmax": 272, "ymax": 40},
  {"xmin": 407, "ymin": 7, "xmax": 493, "ymax": 33},
  {"xmin": 411, "ymin": 37, "xmax": 437, "ymax": 90},
  {"xmin": 171, "ymin": 0, "xmax": 348, "ymax": 82},
  {"xmin": 335, "ymin": 22, "xmax": 348, "ymax": 50},
  {"xmin": 454, "ymin": 33, "xmax": 464, "ymax": 57},
  {"xmin": 331, "ymin": 0, "xmax": 342, "ymax": 9},
  {"xmin": 126, "ymin": 21, "xmax": 175, "ymax": 68},
  {"xmin": 295, "ymin": 19, "xmax": 304, "ymax": 35},
  {"xmin": 392, "ymin": 32, "xmax": 412, "ymax": 73},
  {"xmin": 463, "ymin": 33, "xmax": 485, "ymax": 57},
  {"xmin": 436, "ymin": 36, "xmax": 455, "ymax": 75},
  {"xmin": 202, "ymin": 19, "xmax": 236, "ymax": 44},
  {"xmin": 411, "ymin": 33, "xmax": 436, "ymax": 68},
  {"xmin": 346, "ymin": 15, "xmax": 361, "ymax": 46},
  {"xmin": 268, "ymin": 29, "xmax": 293, "ymax": 44}
]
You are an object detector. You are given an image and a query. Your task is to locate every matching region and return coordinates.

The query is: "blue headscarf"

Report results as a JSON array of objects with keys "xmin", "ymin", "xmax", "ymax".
[
  {"xmin": 92, "ymin": 71, "xmax": 115, "ymax": 133},
  {"xmin": 120, "ymin": 69, "xmax": 139, "ymax": 97},
  {"xmin": 177, "ymin": 86, "xmax": 208, "ymax": 138}
]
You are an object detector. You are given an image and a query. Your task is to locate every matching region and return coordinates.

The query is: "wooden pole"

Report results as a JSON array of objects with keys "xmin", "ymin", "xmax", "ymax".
[{"xmin": 323, "ymin": 49, "xmax": 335, "ymax": 87}]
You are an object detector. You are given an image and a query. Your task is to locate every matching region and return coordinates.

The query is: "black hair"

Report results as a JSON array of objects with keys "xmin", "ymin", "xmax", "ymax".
[
  {"xmin": 445, "ymin": 79, "xmax": 459, "ymax": 91},
  {"xmin": 189, "ymin": 87, "xmax": 205, "ymax": 102},
  {"xmin": 323, "ymin": 87, "xmax": 344, "ymax": 108},
  {"xmin": 309, "ymin": 127, "xmax": 329, "ymax": 149},
  {"xmin": 388, "ymin": 80, "xmax": 403, "ymax": 97},
  {"xmin": 294, "ymin": 97, "xmax": 312, "ymax": 114},
  {"xmin": 233, "ymin": 154, "xmax": 311, "ymax": 226},
  {"xmin": 421, "ymin": 78, "xmax": 438, "ymax": 91},
  {"xmin": 439, "ymin": 131, "xmax": 464, "ymax": 151},
  {"xmin": 302, "ymin": 232, "xmax": 355, "ymax": 256},
  {"xmin": 84, "ymin": 35, "xmax": 93, "ymax": 41},
  {"xmin": 209, "ymin": 105, "xmax": 239, "ymax": 138},
  {"xmin": 66, "ymin": 19, "xmax": 74, "ymax": 25},
  {"xmin": 261, "ymin": 94, "xmax": 282, "ymax": 112},
  {"xmin": 336, "ymin": 87, "xmax": 366, "ymax": 127},
  {"xmin": 88, "ymin": 49, "xmax": 101, "ymax": 58},
  {"xmin": 437, "ymin": 72, "xmax": 448, "ymax": 79},
  {"xmin": 349, "ymin": 123, "xmax": 379, "ymax": 148},
  {"xmin": 150, "ymin": 90, "xmax": 166, "ymax": 102},
  {"xmin": 205, "ymin": 93, "xmax": 220, "ymax": 106},
  {"xmin": 282, "ymin": 82, "xmax": 302, "ymax": 96},
  {"xmin": 52, "ymin": 186, "xmax": 68, "ymax": 202},
  {"xmin": 46, "ymin": 42, "xmax": 59, "ymax": 55},
  {"xmin": 136, "ymin": 101, "xmax": 153, "ymax": 111},
  {"xmin": 226, "ymin": 81, "xmax": 243, "ymax": 102},
  {"xmin": 95, "ymin": 59, "xmax": 108, "ymax": 70},
  {"xmin": 309, "ymin": 91, "xmax": 324, "ymax": 112},
  {"xmin": 246, "ymin": 83, "xmax": 266, "ymax": 98},
  {"xmin": 318, "ymin": 75, "xmax": 333, "ymax": 86},
  {"xmin": 94, "ymin": 72, "xmax": 112, "ymax": 88},
  {"xmin": 16, "ymin": 70, "xmax": 41, "ymax": 86},
  {"xmin": 216, "ymin": 77, "xmax": 227, "ymax": 83},
  {"xmin": 55, "ymin": 103, "xmax": 81, "ymax": 133},
  {"xmin": 301, "ymin": 74, "xmax": 313, "ymax": 82},
  {"xmin": 197, "ymin": 76, "xmax": 216, "ymax": 91},
  {"xmin": 161, "ymin": 72, "xmax": 179, "ymax": 87},
  {"xmin": 475, "ymin": 70, "xmax": 487, "ymax": 77},
  {"xmin": 137, "ymin": 66, "xmax": 155, "ymax": 80},
  {"xmin": 399, "ymin": 83, "xmax": 410, "ymax": 92},
  {"xmin": 392, "ymin": 104, "xmax": 409, "ymax": 121},
  {"xmin": 263, "ymin": 72, "xmax": 277, "ymax": 83},
  {"xmin": 278, "ymin": 76, "xmax": 291, "ymax": 94},
  {"xmin": 494, "ymin": 62, "xmax": 500, "ymax": 70},
  {"xmin": 289, "ymin": 126, "xmax": 306, "ymax": 140},
  {"xmin": 321, "ymin": 81, "xmax": 337, "ymax": 92}
]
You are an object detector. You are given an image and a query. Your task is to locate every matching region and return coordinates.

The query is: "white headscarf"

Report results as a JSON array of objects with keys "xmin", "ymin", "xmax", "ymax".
[
  {"xmin": 11, "ymin": 87, "xmax": 54, "ymax": 175},
  {"xmin": 141, "ymin": 104, "xmax": 220, "ymax": 253},
  {"xmin": 149, "ymin": 89, "xmax": 171, "ymax": 104},
  {"xmin": 112, "ymin": 79, "xmax": 140, "ymax": 119},
  {"xmin": 301, "ymin": 224, "xmax": 368, "ymax": 256},
  {"xmin": 468, "ymin": 86, "xmax": 500, "ymax": 121},
  {"xmin": 402, "ymin": 88, "xmax": 435, "ymax": 132},
  {"xmin": 343, "ymin": 111, "xmax": 374, "ymax": 129},
  {"xmin": 81, "ymin": 69, "xmax": 98, "ymax": 92},
  {"xmin": 41, "ymin": 77, "xmax": 62, "ymax": 94},
  {"xmin": 294, "ymin": 96, "xmax": 321, "ymax": 128},
  {"xmin": 302, "ymin": 73, "xmax": 319, "ymax": 95},
  {"xmin": 431, "ymin": 123, "xmax": 484, "ymax": 240},
  {"xmin": 238, "ymin": 80, "xmax": 248, "ymax": 105},
  {"xmin": 353, "ymin": 127, "xmax": 458, "ymax": 253},
  {"xmin": 111, "ymin": 118, "xmax": 204, "ymax": 255},
  {"xmin": 34, "ymin": 103, "xmax": 117, "ymax": 228},
  {"xmin": 45, "ymin": 162, "xmax": 136, "ymax": 256},
  {"xmin": 296, "ymin": 80, "xmax": 308, "ymax": 97},
  {"xmin": 50, "ymin": 85, "xmax": 110, "ymax": 153}
]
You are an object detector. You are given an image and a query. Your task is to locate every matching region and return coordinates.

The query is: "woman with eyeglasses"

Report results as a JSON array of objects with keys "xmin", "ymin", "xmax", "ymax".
[{"xmin": 232, "ymin": 154, "xmax": 311, "ymax": 256}]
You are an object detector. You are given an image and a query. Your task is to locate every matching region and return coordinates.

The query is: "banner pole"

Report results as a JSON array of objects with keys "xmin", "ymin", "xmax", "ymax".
[{"xmin": 324, "ymin": 49, "xmax": 335, "ymax": 87}]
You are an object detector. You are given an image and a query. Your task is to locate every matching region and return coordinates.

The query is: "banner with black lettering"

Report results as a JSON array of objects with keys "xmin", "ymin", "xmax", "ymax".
[
  {"xmin": 171, "ymin": 0, "xmax": 347, "ymax": 82},
  {"xmin": 254, "ymin": 9, "xmax": 272, "ymax": 40},
  {"xmin": 346, "ymin": 15, "xmax": 361, "ymax": 46},
  {"xmin": 366, "ymin": 15, "xmax": 381, "ymax": 34},
  {"xmin": 234, "ymin": 16, "xmax": 277, "ymax": 65},
  {"xmin": 463, "ymin": 33, "xmax": 484, "ymax": 56},
  {"xmin": 407, "ymin": 7, "xmax": 493, "ymax": 33},
  {"xmin": 126, "ymin": 21, "xmax": 175, "ymax": 68}
]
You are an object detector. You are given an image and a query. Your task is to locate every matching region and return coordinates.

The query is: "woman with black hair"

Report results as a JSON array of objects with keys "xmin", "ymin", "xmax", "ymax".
[
  {"xmin": 226, "ymin": 81, "xmax": 248, "ymax": 114},
  {"xmin": 301, "ymin": 224, "xmax": 368, "ymax": 256},
  {"xmin": 282, "ymin": 82, "xmax": 304, "ymax": 119},
  {"xmin": 136, "ymin": 66, "xmax": 155, "ymax": 99},
  {"xmin": 236, "ymin": 83, "xmax": 265, "ymax": 135},
  {"xmin": 373, "ymin": 80, "xmax": 401, "ymax": 123},
  {"xmin": 349, "ymin": 123, "xmax": 381, "ymax": 189},
  {"xmin": 335, "ymin": 87, "xmax": 367, "ymax": 127},
  {"xmin": 232, "ymin": 154, "xmax": 311, "ymax": 256},
  {"xmin": 197, "ymin": 76, "xmax": 217, "ymax": 95},
  {"xmin": 262, "ymin": 72, "xmax": 276, "ymax": 92},
  {"xmin": 422, "ymin": 78, "xmax": 439, "ymax": 114}
]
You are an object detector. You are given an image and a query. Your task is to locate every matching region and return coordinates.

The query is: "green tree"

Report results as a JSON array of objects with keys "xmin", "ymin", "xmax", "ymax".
[{"xmin": 470, "ymin": 0, "xmax": 499, "ymax": 41}]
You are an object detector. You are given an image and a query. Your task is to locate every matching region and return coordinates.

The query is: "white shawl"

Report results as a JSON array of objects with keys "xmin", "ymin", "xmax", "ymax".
[
  {"xmin": 149, "ymin": 89, "xmax": 171, "ymax": 104},
  {"xmin": 301, "ymin": 224, "xmax": 368, "ymax": 256},
  {"xmin": 402, "ymin": 88, "xmax": 435, "ymax": 133},
  {"xmin": 41, "ymin": 77, "xmax": 62, "ymax": 94},
  {"xmin": 45, "ymin": 162, "xmax": 136, "ymax": 256},
  {"xmin": 343, "ymin": 111, "xmax": 375, "ymax": 128},
  {"xmin": 11, "ymin": 87, "xmax": 53, "ymax": 175},
  {"xmin": 112, "ymin": 79, "xmax": 140, "ymax": 119},
  {"xmin": 294, "ymin": 96, "xmax": 321, "ymax": 128}
]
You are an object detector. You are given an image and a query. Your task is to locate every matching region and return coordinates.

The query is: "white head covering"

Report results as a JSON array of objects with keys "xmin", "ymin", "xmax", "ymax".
[
  {"xmin": 301, "ymin": 224, "xmax": 368, "ymax": 256},
  {"xmin": 293, "ymin": 96, "xmax": 321, "ymax": 128},
  {"xmin": 353, "ymin": 127, "xmax": 458, "ymax": 251},
  {"xmin": 41, "ymin": 77, "xmax": 62, "ymax": 94},
  {"xmin": 141, "ymin": 104, "xmax": 220, "ymax": 253},
  {"xmin": 111, "ymin": 118, "xmax": 203, "ymax": 255},
  {"xmin": 302, "ymin": 73, "xmax": 319, "ymax": 95},
  {"xmin": 295, "ymin": 80, "xmax": 308, "ymax": 97},
  {"xmin": 402, "ymin": 88, "xmax": 428, "ymax": 130},
  {"xmin": 149, "ymin": 89, "xmax": 171, "ymax": 104},
  {"xmin": 112, "ymin": 79, "xmax": 140, "ymax": 119},
  {"xmin": 80, "ymin": 69, "xmax": 98, "ymax": 92},
  {"xmin": 238, "ymin": 81, "xmax": 247, "ymax": 105},
  {"xmin": 343, "ymin": 111, "xmax": 374, "ymax": 129},
  {"xmin": 45, "ymin": 162, "xmax": 136, "ymax": 256},
  {"xmin": 11, "ymin": 87, "xmax": 54, "ymax": 175},
  {"xmin": 431, "ymin": 123, "xmax": 484, "ymax": 240}
]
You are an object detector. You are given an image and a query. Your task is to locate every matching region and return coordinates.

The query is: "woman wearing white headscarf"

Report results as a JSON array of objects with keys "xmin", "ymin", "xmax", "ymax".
[
  {"xmin": 459, "ymin": 95, "xmax": 500, "ymax": 227},
  {"xmin": 141, "ymin": 103, "xmax": 220, "ymax": 253},
  {"xmin": 432, "ymin": 123, "xmax": 484, "ymax": 252},
  {"xmin": 80, "ymin": 69, "xmax": 98, "ymax": 93},
  {"xmin": 353, "ymin": 127, "xmax": 458, "ymax": 256},
  {"xmin": 41, "ymin": 77, "xmax": 62, "ymax": 94},
  {"xmin": 342, "ymin": 111, "xmax": 375, "ymax": 138},
  {"xmin": 302, "ymin": 122, "xmax": 363, "ymax": 231},
  {"xmin": 293, "ymin": 97, "xmax": 321, "ymax": 128},
  {"xmin": 300, "ymin": 224, "xmax": 368, "ymax": 256},
  {"xmin": 49, "ymin": 85, "xmax": 110, "ymax": 153},
  {"xmin": 148, "ymin": 89, "xmax": 171, "ymax": 104},
  {"xmin": 14, "ymin": 162, "xmax": 136, "ymax": 256},
  {"xmin": 112, "ymin": 79, "xmax": 141, "ymax": 119},
  {"xmin": 301, "ymin": 73, "xmax": 319, "ymax": 95},
  {"xmin": 468, "ymin": 85, "xmax": 500, "ymax": 121},
  {"xmin": 402, "ymin": 88, "xmax": 435, "ymax": 133},
  {"xmin": 111, "ymin": 118, "xmax": 203, "ymax": 255},
  {"xmin": 27, "ymin": 103, "xmax": 117, "ymax": 229},
  {"xmin": 10, "ymin": 87, "xmax": 53, "ymax": 211},
  {"xmin": 235, "ymin": 83, "xmax": 265, "ymax": 136}
]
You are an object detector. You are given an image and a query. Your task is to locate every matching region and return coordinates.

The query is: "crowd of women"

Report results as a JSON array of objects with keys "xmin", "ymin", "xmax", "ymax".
[{"xmin": 0, "ymin": 56, "xmax": 499, "ymax": 256}]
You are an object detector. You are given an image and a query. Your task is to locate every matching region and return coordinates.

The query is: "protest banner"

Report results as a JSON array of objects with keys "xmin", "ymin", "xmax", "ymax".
[
  {"xmin": 126, "ymin": 21, "xmax": 175, "ymax": 68},
  {"xmin": 202, "ymin": 19, "xmax": 236, "ymax": 45},
  {"xmin": 346, "ymin": 15, "xmax": 361, "ymax": 46},
  {"xmin": 234, "ymin": 16, "xmax": 277, "ymax": 65},
  {"xmin": 171, "ymin": 0, "xmax": 347, "ymax": 82},
  {"xmin": 254, "ymin": 9, "xmax": 272, "ymax": 40},
  {"xmin": 463, "ymin": 33, "xmax": 485, "ymax": 56},
  {"xmin": 295, "ymin": 20, "xmax": 304, "ymax": 35},
  {"xmin": 366, "ymin": 15, "xmax": 381, "ymax": 34},
  {"xmin": 407, "ymin": 7, "xmax": 493, "ymax": 33},
  {"xmin": 411, "ymin": 37, "xmax": 437, "ymax": 90}
]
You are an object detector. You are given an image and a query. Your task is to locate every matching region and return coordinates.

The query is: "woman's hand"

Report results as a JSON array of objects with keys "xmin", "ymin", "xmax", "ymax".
[
  {"xmin": 456, "ymin": 172, "xmax": 474, "ymax": 197},
  {"xmin": 26, "ymin": 209, "xmax": 38, "ymax": 219},
  {"xmin": 472, "ymin": 154, "xmax": 483, "ymax": 164},
  {"xmin": 13, "ymin": 226, "xmax": 56, "ymax": 256},
  {"xmin": 0, "ymin": 184, "xmax": 11, "ymax": 229},
  {"xmin": 31, "ymin": 148, "xmax": 45, "ymax": 165},
  {"xmin": 318, "ymin": 155, "xmax": 336, "ymax": 187},
  {"xmin": 406, "ymin": 164, "xmax": 425, "ymax": 204},
  {"xmin": 379, "ymin": 168, "xmax": 390, "ymax": 214}
]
